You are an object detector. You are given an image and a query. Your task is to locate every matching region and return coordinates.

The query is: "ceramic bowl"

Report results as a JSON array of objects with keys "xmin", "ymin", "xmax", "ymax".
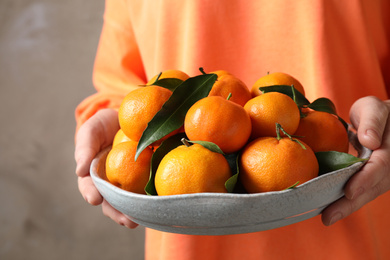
[{"xmin": 90, "ymin": 131, "xmax": 371, "ymax": 235}]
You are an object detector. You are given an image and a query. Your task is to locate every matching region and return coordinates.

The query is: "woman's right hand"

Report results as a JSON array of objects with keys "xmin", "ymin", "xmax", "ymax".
[{"xmin": 74, "ymin": 108, "xmax": 138, "ymax": 228}]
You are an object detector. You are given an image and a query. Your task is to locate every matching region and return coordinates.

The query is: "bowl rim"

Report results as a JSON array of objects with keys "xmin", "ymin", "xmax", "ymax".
[
  {"xmin": 90, "ymin": 131, "xmax": 372, "ymax": 201},
  {"xmin": 89, "ymin": 131, "xmax": 372, "ymax": 234}
]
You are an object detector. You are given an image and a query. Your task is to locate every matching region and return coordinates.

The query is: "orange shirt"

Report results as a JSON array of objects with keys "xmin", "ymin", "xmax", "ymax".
[{"xmin": 76, "ymin": 0, "xmax": 390, "ymax": 259}]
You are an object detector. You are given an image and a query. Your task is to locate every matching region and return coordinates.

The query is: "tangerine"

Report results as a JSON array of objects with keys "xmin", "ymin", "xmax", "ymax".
[
  {"xmin": 208, "ymin": 70, "xmax": 252, "ymax": 107},
  {"xmin": 244, "ymin": 92, "xmax": 300, "ymax": 139},
  {"xmin": 118, "ymin": 86, "xmax": 173, "ymax": 142},
  {"xmin": 155, "ymin": 142, "xmax": 232, "ymax": 195},
  {"xmin": 184, "ymin": 96, "xmax": 252, "ymax": 154},
  {"xmin": 105, "ymin": 141, "xmax": 153, "ymax": 194},
  {"xmin": 112, "ymin": 129, "xmax": 132, "ymax": 147},
  {"xmin": 294, "ymin": 109, "xmax": 349, "ymax": 153},
  {"xmin": 147, "ymin": 69, "xmax": 190, "ymax": 84},
  {"xmin": 239, "ymin": 127, "xmax": 319, "ymax": 193},
  {"xmin": 251, "ymin": 72, "xmax": 305, "ymax": 97}
]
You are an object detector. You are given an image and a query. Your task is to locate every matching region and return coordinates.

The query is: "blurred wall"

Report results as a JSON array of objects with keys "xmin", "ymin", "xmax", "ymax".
[{"xmin": 0, "ymin": 0, "xmax": 145, "ymax": 259}]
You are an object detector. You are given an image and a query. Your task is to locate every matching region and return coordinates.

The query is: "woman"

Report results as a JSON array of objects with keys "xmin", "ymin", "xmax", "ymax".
[{"xmin": 75, "ymin": 1, "xmax": 390, "ymax": 259}]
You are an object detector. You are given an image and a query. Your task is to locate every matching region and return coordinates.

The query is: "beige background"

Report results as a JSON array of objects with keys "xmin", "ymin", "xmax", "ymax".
[{"xmin": 0, "ymin": 0, "xmax": 145, "ymax": 259}]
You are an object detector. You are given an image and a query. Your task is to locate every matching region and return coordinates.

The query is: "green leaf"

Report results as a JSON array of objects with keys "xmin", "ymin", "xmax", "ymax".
[
  {"xmin": 135, "ymin": 73, "xmax": 218, "ymax": 160},
  {"xmin": 338, "ymin": 116, "xmax": 349, "ymax": 131},
  {"xmin": 224, "ymin": 152, "xmax": 240, "ymax": 193},
  {"xmin": 308, "ymin": 97, "xmax": 337, "ymax": 114},
  {"xmin": 307, "ymin": 97, "xmax": 349, "ymax": 131},
  {"xmin": 259, "ymin": 85, "xmax": 310, "ymax": 107},
  {"xmin": 150, "ymin": 78, "xmax": 184, "ymax": 91},
  {"xmin": 145, "ymin": 133, "xmax": 187, "ymax": 195},
  {"xmin": 188, "ymin": 140, "xmax": 224, "ymax": 154},
  {"xmin": 315, "ymin": 151, "xmax": 368, "ymax": 176}
]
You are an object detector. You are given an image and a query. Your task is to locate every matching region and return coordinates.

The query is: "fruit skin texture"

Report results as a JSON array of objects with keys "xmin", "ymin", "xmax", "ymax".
[
  {"xmin": 147, "ymin": 69, "xmax": 190, "ymax": 84},
  {"xmin": 118, "ymin": 86, "xmax": 173, "ymax": 142},
  {"xmin": 239, "ymin": 137, "xmax": 319, "ymax": 193},
  {"xmin": 155, "ymin": 144, "xmax": 232, "ymax": 196},
  {"xmin": 294, "ymin": 109, "xmax": 349, "ymax": 153},
  {"xmin": 112, "ymin": 129, "xmax": 132, "ymax": 147},
  {"xmin": 251, "ymin": 72, "xmax": 306, "ymax": 97},
  {"xmin": 208, "ymin": 70, "xmax": 252, "ymax": 107},
  {"xmin": 244, "ymin": 92, "xmax": 300, "ymax": 139},
  {"xmin": 105, "ymin": 141, "xmax": 153, "ymax": 194},
  {"xmin": 184, "ymin": 96, "xmax": 252, "ymax": 154}
]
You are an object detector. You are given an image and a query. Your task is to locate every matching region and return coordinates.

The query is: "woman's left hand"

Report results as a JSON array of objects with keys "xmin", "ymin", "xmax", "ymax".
[{"xmin": 322, "ymin": 96, "xmax": 390, "ymax": 226}]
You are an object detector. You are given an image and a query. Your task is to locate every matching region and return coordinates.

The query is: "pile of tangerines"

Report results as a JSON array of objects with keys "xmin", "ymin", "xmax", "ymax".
[{"xmin": 105, "ymin": 69, "xmax": 350, "ymax": 196}]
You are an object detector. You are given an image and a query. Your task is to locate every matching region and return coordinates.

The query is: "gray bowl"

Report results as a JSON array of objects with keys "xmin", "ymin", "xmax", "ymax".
[{"xmin": 90, "ymin": 131, "xmax": 371, "ymax": 235}]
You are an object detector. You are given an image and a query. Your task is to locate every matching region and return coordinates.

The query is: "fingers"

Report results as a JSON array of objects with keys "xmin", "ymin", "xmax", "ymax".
[
  {"xmin": 345, "ymin": 147, "xmax": 390, "ymax": 199},
  {"xmin": 322, "ymin": 142, "xmax": 390, "ymax": 226},
  {"xmin": 102, "ymin": 200, "xmax": 139, "ymax": 229},
  {"xmin": 347, "ymin": 97, "xmax": 390, "ymax": 200},
  {"xmin": 322, "ymin": 175, "xmax": 390, "ymax": 226},
  {"xmin": 322, "ymin": 158, "xmax": 390, "ymax": 226},
  {"xmin": 322, "ymin": 97, "xmax": 390, "ymax": 226},
  {"xmin": 349, "ymin": 96, "xmax": 389, "ymax": 150},
  {"xmin": 74, "ymin": 109, "xmax": 138, "ymax": 229},
  {"xmin": 78, "ymin": 176, "xmax": 103, "ymax": 205},
  {"xmin": 75, "ymin": 109, "xmax": 119, "ymax": 177},
  {"xmin": 78, "ymin": 176, "xmax": 138, "ymax": 229},
  {"xmin": 75, "ymin": 109, "xmax": 118, "ymax": 206}
]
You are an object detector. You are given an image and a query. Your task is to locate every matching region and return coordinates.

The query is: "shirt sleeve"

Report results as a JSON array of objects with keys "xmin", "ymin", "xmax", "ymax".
[{"xmin": 75, "ymin": 0, "xmax": 146, "ymax": 131}]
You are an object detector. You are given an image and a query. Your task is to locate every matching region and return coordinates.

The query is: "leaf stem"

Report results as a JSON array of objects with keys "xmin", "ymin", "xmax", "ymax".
[
  {"xmin": 284, "ymin": 181, "xmax": 300, "ymax": 190},
  {"xmin": 291, "ymin": 85, "xmax": 297, "ymax": 104},
  {"xmin": 181, "ymin": 138, "xmax": 191, "ymax": 147},
  {"xmin": 275, "ymin": 123, "xmax": 306, "ymax": 149},
  {"xmin": 227, "ymin": 93, "xmax": 232, "ymax": 101},
  {"xmin": 276, "ymin": 123, "xmax": 282, "ymax": 141},
  {"xmin": 153, "ymin": 72, "xmax": 163, "ymax": 84}
]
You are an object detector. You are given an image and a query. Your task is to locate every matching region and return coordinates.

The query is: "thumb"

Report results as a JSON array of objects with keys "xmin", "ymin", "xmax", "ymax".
[
  {"xmin": 75, "ymin": 109, "xmax": 119, "ymax": 177},
  {"xmin": 349, "ymin": 96, "xmax": 389, "ymax": 150}
]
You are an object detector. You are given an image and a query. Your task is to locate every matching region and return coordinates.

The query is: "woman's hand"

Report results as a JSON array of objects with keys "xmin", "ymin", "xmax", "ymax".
[
  {"xmin": 74, "ymin": 108, "xmax": 138, "ymax": 228},
  {"xmin": 322, "ymin": 96, "xmax": 390, "ymax": 226}
]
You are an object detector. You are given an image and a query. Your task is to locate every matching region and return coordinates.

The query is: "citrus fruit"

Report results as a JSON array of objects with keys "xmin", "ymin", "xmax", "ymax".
[
  {"xmin": 155, "ymin": 143, "xmax": 232, "ymax": 195},
  {"xmin": 118, "ymin": 86, "xmax": 173, "ymax": 142},
  {"xmin": 184, "ymin": 96, "xmax": 252, "ymax": 154},
  {"xmin": 105, "ymin": 141, "xmax": 153, "ymax": 194},
  {"xmin": 294, "ymin": 109, "xmax": 349, "ymax": 153},
  {"xmin": 112, "ymin": 129, "xmax": 132, "ymax": 147},
  {"xmin": 239, "ymin": 128, "xmax": 319, "ymax": 193},
  {"xmin": 208, "ymin": 70, "xmax": 252, "ymax": 107},
  {"xmin": 244, "ymin": 92, "xmax": 300, "ymax": 139},
  {"xmin": 147, "ymin": 69, "xmax": 190, "ymax": 84},
  {"xmin": 251, "ymin": 72, "xmax": 305, "ymax": 97}
]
